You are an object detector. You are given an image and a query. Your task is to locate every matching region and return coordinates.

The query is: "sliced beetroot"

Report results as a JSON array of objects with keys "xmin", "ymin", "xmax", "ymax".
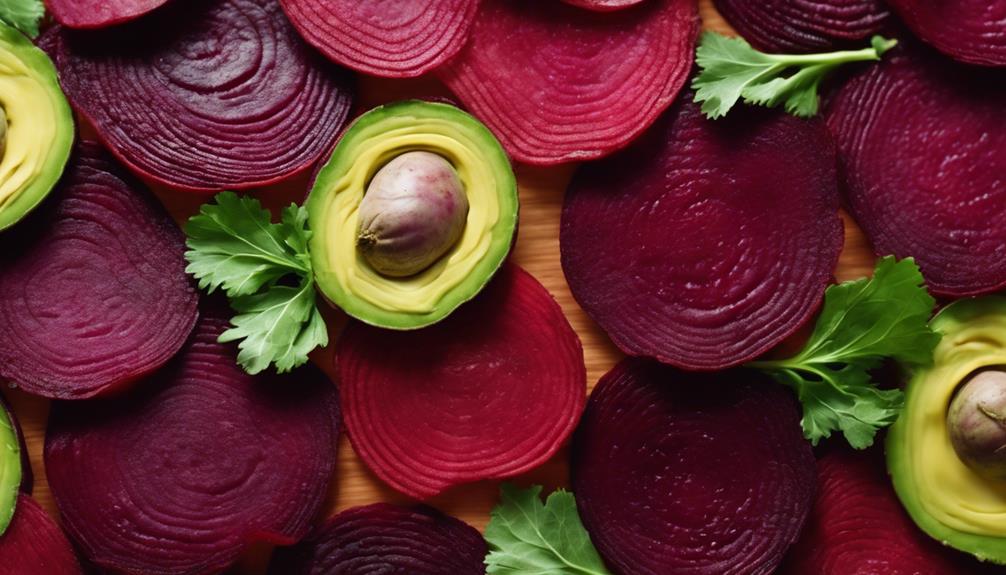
[
  {"xmin": 886, "ymin": 0, "xmax": 1006, "ymax": 66},
  {"xmin": 561, "ymin": 98, "xmax": 842, "ymax": 370},
  {"xmin": 45, "ymin": 0, "xmax": 169, "ymax": 29},
  {"xmin": 268, "ymin": 503, "xmax": 487, "ymax": 574},
  {"xmin": 438, "ymin": 0, "xmax": 698, "ymax": 165},
  {"xmin": 572, "ymin": 358, "xmax": 816, "ymax": 575},
  {"xmin": 337, "ymin": 264, "xmax": 585, "ymax": 499},
  {"xmin": 51, "ymin": 0, "xmax": 354, "ymax": 192},
  {"xmin": 560, "ymin": 0, "xmax": 646, "ymax": 11},
  {"xmin": 826, "ymin": 42, "xmax": 1006, "ymax": 297},
  {"xmin": 0, "ymin": 142, "xmax": 198, "ymax": 400},
  {"xmin": 279, "ymin": 0, "xmax": 479, "ymax": 78},
  {"xmin": 44, "ymin": 305, "xmax": 341, "ymax": 575},
  {"xmin": 0, "ymin": 494, "xmax": 82, "ymax": 575},
  {"xmin": 713, "ymin": 0, "xmax": 889, "ymax": 53}
]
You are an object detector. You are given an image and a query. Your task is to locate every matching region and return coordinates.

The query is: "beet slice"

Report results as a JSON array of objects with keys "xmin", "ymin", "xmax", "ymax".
[
  {"xmin": 560, "ymin": 0, "xmax": 646, "ymax": 11},
  {"xmin": 0, "ymin": 494, "xmax": 82, "ymax": 575},
  {"xmin": 44, "ymin": 304, "xmax": 341, "ymax": 575},
  {"xmin": 572, "ymin": 358, "xmax": 815, "ymax": 575},
  {"xmin": 886, "ymin": 0, "xmax": 1006, "ymax": 66},
  {"xmin": 45, "ymin": 0, "xmax": 169, "ymax": 29},
  {"xmin": 826, "ymin": 42, "xmax": 1006, "ymax": 297},
  {"xmin": 279, "ymin": 0, "xmax": 479, "ymax": 78},
  {"xmin": 50, "ymin": 0, "xmax": 354, "ymax": 192},
  {"xmin": 561, "ymin": 98, "xmax": 842, "ymax": 370},
  {"xmin": 268, "ymin": 503, "xmax": 487, "ymax": 574},
  {"xmin": 0, "ymin": 142, "xmax": 198, "ymax": 399},
  {"xmin": 337, "ymin": 264, "xmax": 585, "ymax": 499},
  {"xmin": 438, "ymin": 0, "xmax": 698, "ymax": 165},
  {"xmin": 713, "ymin": 0, "xmax": 889, "ymax": 53}
]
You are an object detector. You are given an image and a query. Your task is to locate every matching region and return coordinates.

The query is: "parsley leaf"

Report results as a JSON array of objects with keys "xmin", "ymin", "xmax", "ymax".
[
  {"xmin": 692, "ymin": 32, "xmax": 897, "ymax": 119},
  {"xmin": 0, "ymin": 0, "xmax": 44, "ymax": 38},
  {"xmin": 750, "ymin": 257, "xmax": 940, "ymax": 449},
  {"xmin": 485, "ymin": 484, "xmax": 611, "ymax": 575}
]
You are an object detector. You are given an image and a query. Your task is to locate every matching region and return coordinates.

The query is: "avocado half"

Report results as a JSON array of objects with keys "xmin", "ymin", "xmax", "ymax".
[
  {"xmin": 887, "ymin": 296, "xmax": 1006, "ymax": 563},
  {"xmin": 0, "ymin": 399, "xmax": 21, "ymax": 534},
  {"xmin": 0, "ymin": 23, "xmax": 74, "ymax": 232},
  {"xmin": 307, "ymin": 100, "xmax": 518, "ymax": 329}
]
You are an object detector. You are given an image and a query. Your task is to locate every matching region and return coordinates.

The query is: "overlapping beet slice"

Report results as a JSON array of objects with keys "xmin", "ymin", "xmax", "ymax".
[
  {"xmin": 44, "ymin": 305, "xmax": 341, "ymax": 575},
  {"xmin": 826, "ymin": 41, "xmax": 1006, "ymax": 297},
  {"xmin": 561, "ymin": 0, "xmax": 646, "ymax": 11},
  {"xmin": 438, "ymin": 0, "xmax": 698, "ymax": 165},
  {"xmin": 572, "ymin": 358, "xmax": 816, "ymax": 575},
  {"xmin": 0, "ymin": 142, "xmax": 198, "ymax": 400},
  {"xmin": 279, "ymin": 0, "xmax": 479, "ymax": 78},
  {"xmin": 50, "ymin": 0, "xmax": 354, "ymax": 191},
  {"xmin": 714, "ymin": 0, "xmax": 888, "ymax": 52},
  {"xmin": 45, "ymin": 0, "xmax": 170, "ymax": 29},
  {"xmin": 268, "ymin": 503, "xmax": 487, "ymax": 574},
  {"xmin": 0, "ymin": 495, "xmax": 82, "ymax": 575},
  {"xmin": 337, "ymin": 264, "xmax": 585, "ymax": 499},
  {"xmin": 561, "ymin": 98, "xmax": 842, "ymax": 370},
  {"xmin": 886, "ymin": 0, "xmax": 1006, "ymax": 66}
]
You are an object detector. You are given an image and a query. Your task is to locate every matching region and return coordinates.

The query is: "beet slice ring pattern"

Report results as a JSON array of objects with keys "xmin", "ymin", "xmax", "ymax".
[
  {"xmin": 560, "ymin": 0, "xmax": 646, "ymax": 11},
  {"xmin": 44, "ymin": 305, "xmax": 341, "ymax": 575},
  {"xmin": 885, "ymin": 0, "xmax": 1006, "ymax": 66},
  {"xmin": 50, "ymin": 0, "xmax": 354, "ymax": 192},
  {"xmin": 337, "ymin": 264, "xmax": 585, "ymax": 499},
  {"xmin": 279, "ymin": 0, "xmax": 479, "ymax": 78},
  {"xmin": 0, "ymin": 495, "xmax": 82, "ymax": 575},
  {"xmin": 826, "ymin": 42, "xmax": 1006, "ymax": 297},
  {"xmin": 438, "ymin": 0, "xmax": 698, "ymax": 165},
  {"xmin": 45, "ymin": 0, "xmax": 169, "ymax": 29},
  {"xmin": 268, "ymin": 503, "xmax": 487, "ymax": 574},
  {"xmin": 572, "ymin": 358, "xmax": 816, "ymax": 575},
  {"xmin": 0, "ymin": 142, "xmax": 198, "ymax": 400},
  {"xmin": 561, "ymin": 98, "xmax": 842, "ymax": 370}
]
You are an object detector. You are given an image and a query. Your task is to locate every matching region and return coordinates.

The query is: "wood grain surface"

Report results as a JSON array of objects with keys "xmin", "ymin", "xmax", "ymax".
[{"xmin": 4, "ymin": 1, "xmax": 876, "ymax": 572}]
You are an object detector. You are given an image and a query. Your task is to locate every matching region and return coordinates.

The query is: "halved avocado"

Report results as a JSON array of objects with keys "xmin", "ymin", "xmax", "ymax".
[
  {"xmin": 0, "ymin": 398, "xmax": 22, "ymax": 535},
  {"xmin": 0, "ymin": 23, "xmax": 74, "ymax": 232},
  {"xmin": 887, "ymin": 296, "xmax": 1006, "ymax": 563},
  {"xmin": 307, "ymin": 100, "xmax": 518, "ymax": 329}
]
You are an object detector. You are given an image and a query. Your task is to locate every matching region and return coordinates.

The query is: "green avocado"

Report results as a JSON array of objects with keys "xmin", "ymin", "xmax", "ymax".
[
  {"xmin": 887, "ymin": 296, "xmax": 1006, "ymax": 563},
  {"xmin": 0, "ymin": 399, "xmax": 22, "ymax": 535},
  {"xmin": 0, "ymin": 22, "xmax": 74, "ymax": 232},
  {"xmin": 307, "ymin": 100, "xmax": 518, "ymax": 329}
]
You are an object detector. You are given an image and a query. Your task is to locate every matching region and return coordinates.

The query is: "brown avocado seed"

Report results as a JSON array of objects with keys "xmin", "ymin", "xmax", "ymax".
[{"xmin": 947, "ymin": 369, "xmax": 1006, "ymax": 480}]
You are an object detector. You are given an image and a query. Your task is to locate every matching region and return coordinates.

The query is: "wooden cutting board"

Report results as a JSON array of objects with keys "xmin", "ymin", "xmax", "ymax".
[{"xmin": 4, "ymin": 2, "xmax": 875, "ymax": 572}]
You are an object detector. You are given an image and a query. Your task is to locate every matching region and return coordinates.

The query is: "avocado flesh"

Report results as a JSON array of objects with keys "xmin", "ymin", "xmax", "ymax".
[{"xmin": 0, "ymin": 402, "xmax": 21, "ymax": 535}]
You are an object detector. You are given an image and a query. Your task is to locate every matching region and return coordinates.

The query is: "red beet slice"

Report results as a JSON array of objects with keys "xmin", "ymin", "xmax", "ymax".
[
  {"xmin": 561, "ymin": 0, "xmax": 646, "ymax": 12},
  {"xmin": 713, "ymin": 0, "xmax": 889, "ymax": 53},
  {"xmin": 45, "ymin": 0, "xmax": 169, "ymax": 29},
  {"xmin": 826, "ymin": 42, "xmax": 1006, "ymax": 297},
  {"xmin": 0, "ymin": 494, "xmax": 82, "ymax": 575},
  {"xmin": 268, "ymin": 503, "xmax": 487, "ymax": 574},
  {"xmin": 44, "ymin": 304, "xmax": 341, "ymax": 575},
  {"xmin": 337, "ymin": 264, "xmax": 585, "ymax": 499},
  {"xmin": 572, "ymin": 358, "xmax": 816, "ymax": 575},
  {"xmin": 50, "ymin": 0, "xmax": 354, "ymax": 192},
  {"xmin": 438, "ymin": 0, "xmax": 698, "ymax": 165},
  {"xmin": 279, "ymin": 0, "xmax": 479, "ymax": 78},
  {"xmin": 886, "ymin": 0, "xmax": 1006, "ymax": 66},
  {"xmin": 0, "ymin": 142, "xmax": 198, "ymax": 400},
  {"xmin": 561, "ymin": 98, "xmax": 842, "ymax": 370}
]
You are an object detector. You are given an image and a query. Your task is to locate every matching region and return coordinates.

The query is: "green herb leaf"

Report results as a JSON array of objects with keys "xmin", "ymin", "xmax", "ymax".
[
  {"xmin": 692, "ymin": 31, "xmax": 897, "ymax": 119},
  {"xmin": 750, "ymin": 256, "xmax": 940, "ymax": 449},
  {"xmin": 484, "ymin": 484, "xmax": 611, "ymax": 575},
  {"xmin": 0, "ymin": 0, "xmax": 44, "ymax": 38}
]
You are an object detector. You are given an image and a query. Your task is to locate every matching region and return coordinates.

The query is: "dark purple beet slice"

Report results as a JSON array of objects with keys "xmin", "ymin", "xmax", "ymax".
[
  {"xmin": 1, "ymin": 396, "xmax": 31, "ymax": 495},
  {"xmin": 561, "ymin": 98, "xmax": 842, "ymax": 370},
  {"xmin": 45, "ymin": 0, "xmax": 169, "ymax": 29},
  {"xmin": 572, "ymin": 358, "xmax": 816, "ymax": 575},
  {"xmin": 826, "ymin": 41, "xmax": 1006, "ymax": 297},
  {"xmin": 886, "ymin": 0, "xmax": 1006, "ymax": 66},
  {"xmin": 438, "ymin": 0, "xmax": 698, "ymax": 165},
  {"xmin": 0, "ymin": 142, "xmax": 198, "ymax": 400},
  {"xmin": 268, "ymin": 503, "xmax": 487, "ymax": 574},
  {"xmin": 560, "ymin": 0, "xmax": 646, "ymax": 11},
  {"xmin": 713, "ymin": 0, "xmax": 889, "ymax": 53},
  {"xmin": 279, "ymin": 0, "xmax": 479, "ymax": 78},
  {"xmin": 44, "ymin": 304, "xmax": 341, "ymax": 575},
  {"xmin": 0, "ymin": 494, "xmax": 82, "ymax": 575},
  {"xmin": 51, "ymin": 0, "xmax": 354, "ymax": 192},
  {"xmin": 337, "ymin": 264, "xmax": 585, "ymax": 499}
]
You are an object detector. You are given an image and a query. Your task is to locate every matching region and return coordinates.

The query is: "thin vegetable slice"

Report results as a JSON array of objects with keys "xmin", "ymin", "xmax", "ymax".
[
  {"xmin": 886, "ymin": 0, "xmax": 1006, "ymax": 66},
  {"xmin": 45, "ymin": 0, "xmax": 169, "ymax": 29},
  {"xmin": 0, "ymin": 494, "xmax": 82, "ymax": 575},
  {"xmin": 0, "ymin": 142, "xmax": 198, "ymax": 399},
  {"xmin": 337, "ymin": 264, "xmax": 585, "ymax": 499},
  {"xmin": 560, "ymin": 0, "xmax": 645, "ymax": 11},
  {"xmin": 713, "ymin": 0, "xmax": 888, "ymax": 53}
]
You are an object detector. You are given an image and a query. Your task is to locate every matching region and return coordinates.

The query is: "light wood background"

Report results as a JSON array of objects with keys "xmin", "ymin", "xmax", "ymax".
[{"xmin": 4, "ymin": 1, "xmax": 875, "ymax": 572}]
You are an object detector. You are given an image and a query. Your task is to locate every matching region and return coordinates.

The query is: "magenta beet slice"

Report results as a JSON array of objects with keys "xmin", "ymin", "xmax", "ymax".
[
  {"xmin": 438, "ymin": 0, "xmax": 698, "ymax": 165},
  {"xmin": 561, "ymin": 98, "xmax": 842, "ymax": 370},
  {"xmin": 826, "ymin": 42, "xmax": 1006, "ymax": 297},
  {"xmin": 51, "ymin": 0, "xmax": 354, "ymax": 192},
  {"xmin": 560, "ymin": 0, "xmax": 646, "ymax": 12},
  {"xmin": 886, "ymin": 0, "xmax": 1006, "ymax": 66},
  {"xmin": 337, "ymin": 264, "xmax": 585, "ymax": 499},
  {"xmin": 279, "ymin": 0, "xmax": 479, "ymax": 78},
  {"xmin": 713, "ymin": 0, "xmax": 888, "ymax": 52},
  {"xmin": 572, "ymin": 358, "xmax": 815, "ymax": 575},
  {"xmin": 268, "ymin": 503, "xmax": 487, "ymax": 574},
  {"xmin": 0, "ymin": 495, "xmax": 82, "ymax": 575},
  {"xmin": 45, "ymin": 0, "xmax": 169, "ymax": 29},
  {"xmin": 44, "ymin": 305, "xmax": 341, "ymax": 575},
  {"xmin": 0, "ymin": 142, "xmax": 198, "ymax": 400}
]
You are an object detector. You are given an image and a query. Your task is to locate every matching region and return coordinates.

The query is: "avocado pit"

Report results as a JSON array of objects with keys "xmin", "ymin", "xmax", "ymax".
[{"xmin": 948, "ymin": 369, "xmax": 1006, "ymax": 480}]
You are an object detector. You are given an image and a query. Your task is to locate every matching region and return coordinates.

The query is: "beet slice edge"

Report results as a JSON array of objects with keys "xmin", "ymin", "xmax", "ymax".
[
  {"xmin": 560, "ymin": 0, "xmax": 647, "ymax": 12},
  {"xmin": 885, "ymin": 0, "xmax": 1006, "ymax": 66},
  {"xmin": 0, "ymin": 494, "xmax": 82, "ymax": 575},
  {"xmin": 45, "ymin": 0, "xmax": 170, "ymax": 29}
]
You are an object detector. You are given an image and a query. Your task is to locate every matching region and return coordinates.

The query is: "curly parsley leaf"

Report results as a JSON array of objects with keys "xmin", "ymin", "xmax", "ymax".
[{"xmin": 0, "ymin": 0, "xmax": 44, "ymax": 38}]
